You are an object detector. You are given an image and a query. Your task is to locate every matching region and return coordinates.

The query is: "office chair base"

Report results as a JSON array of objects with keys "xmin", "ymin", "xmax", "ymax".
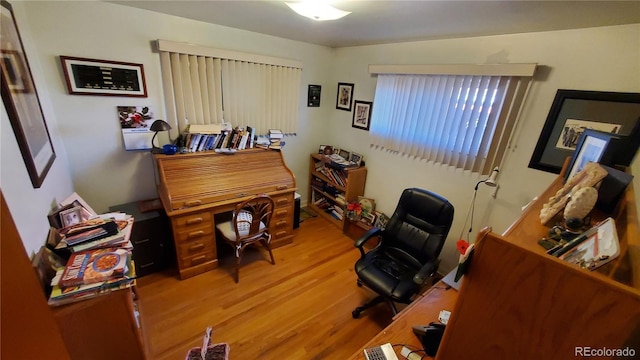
[{"xmin": 352, "ymin": 294, "xmax": 398, "ymax": 319}]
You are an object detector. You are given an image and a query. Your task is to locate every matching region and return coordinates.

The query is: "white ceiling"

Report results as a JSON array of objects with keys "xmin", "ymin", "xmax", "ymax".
[{"xmin": 108, "ymin": 1, "xmax": 640, "ymax": 48}]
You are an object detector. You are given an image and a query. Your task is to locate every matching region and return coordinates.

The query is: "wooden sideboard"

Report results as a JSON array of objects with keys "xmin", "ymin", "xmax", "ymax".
[
  {"xmin": 155, "ymin": 149, "xmax": 297, "ymax": 279},
  {"xmin": 348, "ymin": 172, "xmax": 639, "ymax": 359}
]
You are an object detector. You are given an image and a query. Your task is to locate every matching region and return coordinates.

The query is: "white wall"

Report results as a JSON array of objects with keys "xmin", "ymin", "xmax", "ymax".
[
  {"xmin": 328, "ymin": 25, "xmax": 640, "ymax": 272},
  {"xmin": 1, "ymin": 2, "xmax": 74, "ymax": 256},
  {"xmin": 18, "ymin": 1, "xmax": 334, "ymax": 214}
]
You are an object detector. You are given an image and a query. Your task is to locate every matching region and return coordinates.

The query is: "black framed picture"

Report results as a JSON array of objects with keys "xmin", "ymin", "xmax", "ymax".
[
  {"xmin": 565, "ymin": 129, "xmax": 620, "ymax": 182},
  {"xmin": 528, "ymin": 89, "xmax": 640, "ymax": 174},
  {"xmin": 308, "ymin": 84, "xmax": 321, "ymax": 107},
  {"xmin": 352, "ymin": 100, "xmax": 372, "ymax": 131},
  {"xmin": 60, "ymin": 56, "xmax": 147, "ymax": 97},
  {"xmin": 0, "ymin": 0, "xmax": 56, "ymax": 188},
  {"xmin": 336, "ymin": 82, "xmax": 354, "ymax": 111}
]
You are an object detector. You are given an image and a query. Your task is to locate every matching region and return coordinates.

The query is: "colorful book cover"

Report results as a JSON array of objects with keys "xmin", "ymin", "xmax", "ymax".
[{"xmin": 59, "ymin": 247, "xmax": 130, "ymax": 288}]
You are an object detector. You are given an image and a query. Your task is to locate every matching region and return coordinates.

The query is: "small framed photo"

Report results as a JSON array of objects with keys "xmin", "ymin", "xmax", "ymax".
[
  {"xmin": 59, "ymin": 206, "xmax": 86, "ymax": 227},
  {"xmin": 336, "ymin": 82, "xmax": 354, "ymax": 111},
  {"xmin": 358, "ymin": 196, "xmax": 376, "ymax": 215},
  {"xmin": 360, "ymin": 212, "xmax": 377, "ymax": 226},
  {"xmin": 374, "ymin": 211, "xmax": 390, "ymax": 230},
  {"xmin": 338, "ymin": 148, "xmax": 350, "ymax": 160},
  {"xmin": 350, "ymin": 152, "xmax": 363, "ymax": 166},
  {"xmin": 319, "ymin": 145, "xmax": 334, "ymax": 155},
  {"xmin": 308, "ymin": 84, "xmax": 321, "ymax": 107},
  {"xmin": 60, "ymin": 56, "xmax": 147, "ymax": 97},
  {"xmin": 352, "ymin": 100, "xmax": 372, "ymax": 131},
  {"xmin": 565, "ymin": 129, "xmax": 619, "ymax": 182}
]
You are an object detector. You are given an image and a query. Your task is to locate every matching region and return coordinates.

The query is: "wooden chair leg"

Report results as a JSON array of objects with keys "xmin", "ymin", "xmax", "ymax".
[{"xmin": 234, "ymin": 254, "xmax": 241, "ymax": 283}]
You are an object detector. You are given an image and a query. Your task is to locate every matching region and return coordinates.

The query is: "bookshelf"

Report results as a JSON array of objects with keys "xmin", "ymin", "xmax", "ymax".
[{"xmin": 308, "ymin": 153, "xmax": 367, "ymax": 230}]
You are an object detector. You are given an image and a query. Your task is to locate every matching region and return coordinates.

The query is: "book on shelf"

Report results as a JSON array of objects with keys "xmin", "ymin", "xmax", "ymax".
[
  {"xmin": 247, "ymin": 126, "xmax": 256, "ymax": 149},
  {"xmin": 268, "ymin": 129, "xmax": 283, "ymax": 139},
  {"xmin": 58, "ymin": 247, "xmax": 132, "ymax": 288}
]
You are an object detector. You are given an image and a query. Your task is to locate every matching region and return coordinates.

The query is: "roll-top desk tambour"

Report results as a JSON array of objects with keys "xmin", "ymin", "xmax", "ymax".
[{"xmin": 155, "ymin": 149, "xmax": 297, "ymax": 279}]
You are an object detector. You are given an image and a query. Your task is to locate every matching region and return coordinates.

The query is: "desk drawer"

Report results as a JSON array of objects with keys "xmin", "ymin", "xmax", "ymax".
[
  {"xmin": 272, "ymin": 194, "xmax": 292, "ymax": 208},
  {"xmin": 177, "ymin": 238, "xmax": 215, "ymax": 258},
  {"xmin": 174, "ymin": 211, "xmax": 213, "ymax": 228},
  {"xmin": 175, "ymin": 224, "xmax": 214, "ymax": 243},
  {"xmin": 178, "ymin": 250, "xmax": 217, "ymax": 269}
]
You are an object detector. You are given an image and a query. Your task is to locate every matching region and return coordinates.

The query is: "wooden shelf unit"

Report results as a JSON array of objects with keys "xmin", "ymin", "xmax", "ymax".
[{"xmin": 307, "ymin": 153, "xmax": 367, "ymax": 230}]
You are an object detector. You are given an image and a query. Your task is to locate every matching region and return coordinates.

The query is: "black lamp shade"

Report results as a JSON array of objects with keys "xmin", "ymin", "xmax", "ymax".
[{"xmin": 150, "ymin": 119, "xmax": 172, "ymax": 132}]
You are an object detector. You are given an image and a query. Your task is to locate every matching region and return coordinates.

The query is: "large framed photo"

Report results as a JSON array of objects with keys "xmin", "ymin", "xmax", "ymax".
[
  {"xmin": 0, "ymin": 0, "xmax": 56, "ymax": 188},
  {"xmin": 60, "ymin": 56, "xmax": 147, "ymax": 97},
  {"xmin": 336, "ymin": 82, "xmax": 354, "ymax": 111},
  {"xmin": 528, "ymin": 89, "xmax": 640, "ymax": 174},
  {"xmin": 352, "ymin": 100, "xmax": 372, "ymax": 131}
]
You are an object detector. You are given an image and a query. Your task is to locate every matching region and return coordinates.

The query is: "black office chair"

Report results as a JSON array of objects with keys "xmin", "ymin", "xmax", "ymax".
[{"xmin": 352, "ymin": 188, "xmax": 454, "ymax": 318}]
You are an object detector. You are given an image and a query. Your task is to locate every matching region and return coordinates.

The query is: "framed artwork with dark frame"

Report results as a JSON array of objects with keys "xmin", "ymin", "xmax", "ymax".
[
  {"xmin": 60, "ymin": 56, "xmax": 147, "ymax": 97},
  {"xmin": 0, "ymin": 0, "xmax": 56, "ymax": 188},
  {"xmin": 352, "ymin": 100, "xmax": 372, "ymax": 131},
  {"xmin": 528, "ymin": 89, "xmax": 640, "ymax": 174},
  {"xmin": 336, "ymin": 82, "xmax": 354, "ymax": 111},
  {"xmin": 564, "ymin": 129, "xmax": 619, "ymax": 182},
  {"xmin": 308, "ymin": 84, "xmax": 321, "ymax": 107}
]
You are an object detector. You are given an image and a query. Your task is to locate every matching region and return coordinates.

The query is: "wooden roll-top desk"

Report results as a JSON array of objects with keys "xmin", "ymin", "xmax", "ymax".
[{"xmin": 155, "ymin": 149, "xmax": 297, "ymax": 279}]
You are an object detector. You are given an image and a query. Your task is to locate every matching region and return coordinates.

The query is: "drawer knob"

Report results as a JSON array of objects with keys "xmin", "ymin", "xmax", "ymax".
[
  {"xmin": 189, "ymin": 243, "xmax": 205, "ymax": 252},
  {"xmin": 186, "ymin": 217, "xmax": 204, "ymax": 225},
  {"xmin": 134, "ymin": 238, "xmax": 151, "ymax": 245},
  {"xmin": 139, "ymin": 262, "xmax": 155, "ymax": 269},
  {"xmin": 275, "ymin": 230, "xmax": 287, "ymax": 237},
  {"xmin": 188, "ymin": 230, "xmax": 205, "ymax": 239},
  {"xmin": 275, "ymin": 220, "xmax": 288, "ymax": 227},
  {"xmin": 276, "ymin": 198, "xmax": 288, "ymax": 205},
  {"xmin": 276, "ymin": 185, "xmax": 288, "ymax": 190},
  {"xmin": 276, "ymin": 210, "xmax": 288, "ymax": 216},
  {"xmin": 191, "ymin": 255, "xmax": 207, "ymax": 265}
]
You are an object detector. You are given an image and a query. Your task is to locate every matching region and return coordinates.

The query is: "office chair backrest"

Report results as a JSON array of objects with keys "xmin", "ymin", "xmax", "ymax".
[{"xmin": 383, "ymin": 188, "xmax": 454, "ymax": 266}]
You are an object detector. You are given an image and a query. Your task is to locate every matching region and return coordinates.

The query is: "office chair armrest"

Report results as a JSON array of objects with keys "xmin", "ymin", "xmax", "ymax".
[
  {"xmin": 353, "ymin": 227, "xmax": 382, "ymax": 257},
  {"xmin": 413, "ymin": 259, "xmax": 441, "ymax": 285}
]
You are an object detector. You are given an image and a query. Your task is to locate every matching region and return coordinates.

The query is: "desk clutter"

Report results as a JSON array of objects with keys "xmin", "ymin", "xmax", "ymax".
[{"xmin": 33, "ymin": 192, "xmax": 137, "ymax": 306}]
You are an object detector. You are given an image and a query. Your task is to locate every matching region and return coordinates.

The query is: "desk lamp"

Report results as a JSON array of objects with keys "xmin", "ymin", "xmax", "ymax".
[
  {"xmin": 461, "ymin": 167, "xmax": 501, "ymax": 243},
  {"xmin": 150, "ymin": 119, "xmax": 172, "ymax": 154}
]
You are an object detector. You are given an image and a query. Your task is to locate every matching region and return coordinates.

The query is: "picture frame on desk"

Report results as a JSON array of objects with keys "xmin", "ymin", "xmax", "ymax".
[{"xmin": 565, "ymin": 129, "xmax": 619, "ymax": 182}]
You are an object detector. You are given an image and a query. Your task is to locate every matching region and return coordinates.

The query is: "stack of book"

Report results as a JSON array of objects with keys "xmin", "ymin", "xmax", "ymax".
[
  {"xmin": 268, "ymin": 129, "xmax": 283, "ymax": 149},
  {"xmin": 42, "ymin": 192, "xmax": 137, "ymax": 306},
  {"xmin": 183, "ymin": 123, "xmax": 256, "ymax": 152},
  {"xmin": 48, "ymin": 247, "xmax": 136, "ymax": 306}
]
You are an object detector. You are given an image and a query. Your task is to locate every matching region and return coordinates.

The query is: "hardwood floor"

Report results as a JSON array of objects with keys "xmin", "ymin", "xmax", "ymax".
[{"xmin": 137, "ymin": 216, "xmax": 395, "ymax": 359}]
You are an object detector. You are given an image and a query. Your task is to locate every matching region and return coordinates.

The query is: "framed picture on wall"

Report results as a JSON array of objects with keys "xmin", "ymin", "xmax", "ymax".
[
  {"xmin": 528, "ymin": 89, "xmax": 640, "ymax": 174},
  {"xmin": 0, "ymin": 0, "xmax": 56, "ymax": 188},
  {"xmin": 352, "ymin": 100, "xmax": 372, "ymax": 131},
  {"xmin": 60, "ymin": 56, "xmax": 148, "ymax": 97},
  {"xmin": 336, "ymin": 82, "xmax": 354, "ymax": 111}
]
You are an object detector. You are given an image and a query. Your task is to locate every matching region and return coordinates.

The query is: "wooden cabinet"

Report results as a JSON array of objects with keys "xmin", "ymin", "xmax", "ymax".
[
  {"xmin": 308, "ymin": 153, "xmax": 367, "ymax": 230},
  {"xmin": 51, "ymin": 287, "xmax": 146, "ymax": 360},
  {"xmin": 156, "ymin": 149, "xmax": 297, "ymax": 279}
]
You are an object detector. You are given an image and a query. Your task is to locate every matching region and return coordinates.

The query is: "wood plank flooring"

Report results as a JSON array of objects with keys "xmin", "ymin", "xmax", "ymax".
[{"xmin": 137, "ymin": 216, "xmax": 394, "ymax": 359}]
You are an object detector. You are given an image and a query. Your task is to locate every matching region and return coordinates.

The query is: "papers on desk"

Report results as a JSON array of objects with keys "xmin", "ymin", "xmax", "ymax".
[{"xmin": 557, "ymin": 217, "xmax": 620, "ymax": 270}]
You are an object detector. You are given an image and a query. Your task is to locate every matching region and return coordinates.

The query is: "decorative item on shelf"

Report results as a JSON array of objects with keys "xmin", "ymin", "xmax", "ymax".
[
  {"xmin": 150, "ymin": 119, "xmax": 172, "ymax": 154},
  {"xmin": 345, "ymin": 201, "xmax": 362, "ymax": 221}
]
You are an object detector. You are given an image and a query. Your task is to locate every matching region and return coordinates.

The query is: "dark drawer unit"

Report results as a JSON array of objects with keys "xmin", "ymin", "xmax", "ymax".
[{"xmin": 109, "ymin": 201, "xmax": 174, "ymax": 277}]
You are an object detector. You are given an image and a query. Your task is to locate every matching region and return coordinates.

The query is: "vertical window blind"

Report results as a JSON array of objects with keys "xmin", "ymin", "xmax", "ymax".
[
  {"xmin": 157, "ymin": 40, "xmax": 302, "ymax": 135},
  {"xmin": 369, "ymin": 64, "xmax": 536, "ymax": 175}
]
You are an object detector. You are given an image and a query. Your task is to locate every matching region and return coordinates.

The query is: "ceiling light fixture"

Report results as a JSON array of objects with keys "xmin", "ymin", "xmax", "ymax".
[{"xmin": 285, "ymin": 1, "xmax": 351, "ymax": 21}]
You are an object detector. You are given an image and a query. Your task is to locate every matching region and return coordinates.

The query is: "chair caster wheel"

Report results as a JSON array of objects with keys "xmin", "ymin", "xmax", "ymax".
[{"xmin": 352, "ymin": 309, "xmax": 361, "ymax": 319}]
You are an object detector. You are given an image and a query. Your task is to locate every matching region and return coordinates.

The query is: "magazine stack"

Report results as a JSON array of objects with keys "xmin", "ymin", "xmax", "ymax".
[{"xmin": 38, "ymin": 192, "xmax": 137, "ymax": 306}]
